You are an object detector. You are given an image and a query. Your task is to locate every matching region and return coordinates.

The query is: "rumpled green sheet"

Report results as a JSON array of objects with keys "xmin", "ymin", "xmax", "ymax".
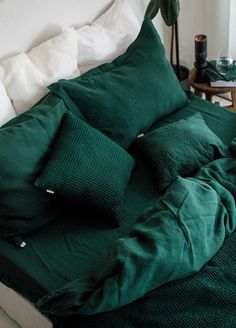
[{"xmin": 36, "ymin": 148, "xmax": 236, "ymax": 317}]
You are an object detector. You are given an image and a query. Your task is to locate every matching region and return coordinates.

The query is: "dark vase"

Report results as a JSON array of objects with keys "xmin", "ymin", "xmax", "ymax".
[{"xmin": 172, "ymin": 64, "xmax": 190, "ymax": 91}]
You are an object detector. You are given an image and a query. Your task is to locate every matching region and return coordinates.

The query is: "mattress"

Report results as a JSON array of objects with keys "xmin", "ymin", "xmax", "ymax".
[{"xmin": 0, "ymin": 96, "xmax": 236, "ymax": 326}]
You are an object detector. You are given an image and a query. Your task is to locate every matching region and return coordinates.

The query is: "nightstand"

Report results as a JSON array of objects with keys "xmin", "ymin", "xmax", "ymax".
[{"xmin": 189, "ymin": 67, "xmax": 236, "ymax": 112}]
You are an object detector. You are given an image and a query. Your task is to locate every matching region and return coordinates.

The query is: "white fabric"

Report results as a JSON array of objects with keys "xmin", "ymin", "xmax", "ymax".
[
  {"xmin": 0, "ymin": 81, "xmax": 16, "ymax": 126},
  {"xmin": 0, "ymin": 282, "xmax": 52, "ymax": 328},
  {"xmin": 0, "ymin": 0, "xmax": 139, "ymax": 114},
  {"xmin": 77, "ymin": 0, "xmax": 140, "ymax": 74},
  {"xmin": 0, "ymin": 53, "xmax": 47, "ymax": 115},
  {"xmin": 0, "ymin": 26, "xmax": 79, "ymax": 115},
  {"xmin": 28, "ymin": 26, "xmax": 79, "ymax": 85}
]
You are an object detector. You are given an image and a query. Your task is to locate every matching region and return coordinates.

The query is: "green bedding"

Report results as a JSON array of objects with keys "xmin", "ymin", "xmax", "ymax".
[
  {"xmin": 36, "ymin": 154, "xmax": 236, "ymax": 316},
  {"xmin": 0, "ymin": 96, "xmax": 236, "ymax": 326}
]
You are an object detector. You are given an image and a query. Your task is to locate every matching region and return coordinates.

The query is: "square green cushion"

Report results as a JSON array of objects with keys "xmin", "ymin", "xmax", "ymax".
[
  {"xmin": 136, "ymin": 113, "xmax": 228, "ymax": 191},
  {"xmin": 34, "ymin": 113, "xmax": 135, "ymax": 226},
  {"xmin": 48, "ymin": 18, "xmax": 187, "ymax": 149},
  {"xmin": 0, "ymin": 94, "xmax": 68, "ymax": 246}
]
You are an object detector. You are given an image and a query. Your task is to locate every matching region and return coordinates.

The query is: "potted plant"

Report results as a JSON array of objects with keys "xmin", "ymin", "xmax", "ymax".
[{"xmin": 145, "ymin": 0, "xmax": 190, "ymax": 91}]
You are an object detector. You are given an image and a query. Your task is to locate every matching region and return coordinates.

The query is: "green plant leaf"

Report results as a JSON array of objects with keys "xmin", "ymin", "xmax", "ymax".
[
  {"xmin": 160, "ymin": 0, "xmax": 180, "ymax": 26},
  {"xmin": 145, "ymin": 0, "xmax": 160, "ymax": 20}
]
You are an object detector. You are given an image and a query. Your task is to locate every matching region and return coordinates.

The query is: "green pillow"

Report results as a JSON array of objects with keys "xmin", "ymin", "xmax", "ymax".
[
  {"xmin": 136, "ymin": 113, "xmax": 228, "ymax": 191},
  {"xmin": 48, "ymin": 18, "xmax": 187, "ymax": 149},
  {"xmin": 34, "ymin": 113, "xmax": 135, "ymax": 225},
  {"xmin": 0, "ymin": 94, "xmax": 68, "ymax": 246}
]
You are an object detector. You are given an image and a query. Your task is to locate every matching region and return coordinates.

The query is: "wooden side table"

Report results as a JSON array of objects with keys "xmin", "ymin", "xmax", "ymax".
[{"xmin": 189, "ymin": 67, "xmax": 236, "ymax": 112}]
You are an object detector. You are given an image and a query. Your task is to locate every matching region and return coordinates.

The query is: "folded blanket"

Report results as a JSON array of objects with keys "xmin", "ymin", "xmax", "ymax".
[{"xmin": 36, "ymin": 152, "xmax": 236, "ymax": 317}]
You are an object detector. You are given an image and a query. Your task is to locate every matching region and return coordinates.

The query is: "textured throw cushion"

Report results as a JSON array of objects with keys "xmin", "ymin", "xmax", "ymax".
[
  {"xmin": 135, "ymin": 113, "xmax": 228, "ymax": 191},
  {"xmin": 0, "ymin": 81, "xmax": 16, "ymax": 126},
  {"xmin": 76, "ymin": 0, "xmax": 140, "ymax": 74},
  {"xmin": 35, "ymin": 113, "xmax": 135, "ymax": 225},
  {"xmin": 48, "ymin": 18, "xmax": 187, "ymax": 149},
  {"xmin": 0, "ymin": 95, "xmax": 68, "ymax": 246}
]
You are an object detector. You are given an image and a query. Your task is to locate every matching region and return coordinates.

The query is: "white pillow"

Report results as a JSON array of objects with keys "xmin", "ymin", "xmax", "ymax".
[
  {"xmin": 0, "ymin": 81, "xmax": 16, "ymax": 126},
  {"xmin": 0, "ymin": 26, "xmax": 80, "ymax": 114},
  {"xmin": 28, "ymin": 26, "xmax": 79, "ymax": 85},
  {"xmin": 0, "ymin": 53, "xmax": 47, "ymax": 115},
  {"xmin": 77, "ymin": 0, "xmax": 140, "ymax": 74}
]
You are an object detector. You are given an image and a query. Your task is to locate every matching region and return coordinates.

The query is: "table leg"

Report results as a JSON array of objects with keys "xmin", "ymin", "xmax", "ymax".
[
  {"xmin": 231, "ymin": 89, "xmax": 236, "ymax": 112},
  {"xmin": 194, "ymin": 89, "xmax": 203, "ymax": 98},
  {"xmin": 205, "ymin": 93, "xmax": 212, "ymax": 102}
]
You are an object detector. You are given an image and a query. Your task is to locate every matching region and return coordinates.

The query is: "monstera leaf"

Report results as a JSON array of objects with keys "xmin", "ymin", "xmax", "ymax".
[{"xmin": 145, "ymin": 0, "xmax": 180, "ymax": 26}]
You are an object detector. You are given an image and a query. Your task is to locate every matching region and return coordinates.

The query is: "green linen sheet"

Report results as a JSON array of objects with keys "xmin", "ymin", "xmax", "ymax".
[
  {"xmin": 36, "ymin": 153, "xmax": 236, "ymax": 316},
  {"xmin": 0, "ymin": 96, "xmax": 236, "ymax": 326}
]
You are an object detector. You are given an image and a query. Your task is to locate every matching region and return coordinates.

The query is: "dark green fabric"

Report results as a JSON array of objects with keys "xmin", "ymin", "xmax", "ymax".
[
  {"xmin": 135, "ymin": 112, "xmax": 228, "ymax": 191},
  {"xmin": 65, "ymin": 230, "xmax": 236, "ymax": 328},
  {"xmin": 153, "ymin": 95, "xmax": 236, "ymax": 145},
  {"xmin": 48, "ymin": 18, "xmax": 187, "ymax": 149},
  {"xmin": 229, "ymin": 137, "xmax": 236, "ymax": 156},
  {"xmin": 35, "ymin": 113, "xmax": 135, "ymax": 226},
  {"xmin": 206, "ymin": 60, "xmax": 236, "ymax": 82},
  {"xmin": 0, "ymin": 97, "xmax": 236, "ymax": 327},
  {"xmin": 0, "ymin": 96, "xmax": 68, "ymax": 246},
  {"xmin": 36, "ymin": 154, "xmax": 236, "ymax": 316}
]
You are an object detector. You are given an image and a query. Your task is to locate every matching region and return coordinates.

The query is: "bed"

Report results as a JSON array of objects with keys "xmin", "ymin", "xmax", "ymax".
[{"xmin": 1, "ymin": 1, "xmax": 236, "ymax": 328}]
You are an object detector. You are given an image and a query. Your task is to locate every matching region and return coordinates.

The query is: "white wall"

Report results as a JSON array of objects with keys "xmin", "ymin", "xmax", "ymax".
[
  {"xmin": 179, "ymin": 0, "xmax": 207, "ymax": 68},
  {"xmin": 0, "ymin": 0, "xmax": 165, "ymax": 61},
  {"xmin": 229, "ymin": 0, "xmax": 236, "ymax": 59},
  {"xmin": 0, "ymin": 0, "xmax": 109, "ymax": 59},
  {"xmin": 206, "ymin": 0, "xmax": 230, "ymax": 60},
  {"xmin": 0, "ymin": 0, "xmax": 167, "ymax": 61},
  {"xmin": 166, "ymin": 0, "xmax": 234, "ymax": 70},
  {"xmin": 1, "ymin": 0, "xmax": 233, "ymax": 70}
]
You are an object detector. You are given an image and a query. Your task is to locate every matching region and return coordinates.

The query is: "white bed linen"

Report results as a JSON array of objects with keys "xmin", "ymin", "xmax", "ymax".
[{"xmin": 0, "ymin": 283, "xmax": 52, "ymax": 328}]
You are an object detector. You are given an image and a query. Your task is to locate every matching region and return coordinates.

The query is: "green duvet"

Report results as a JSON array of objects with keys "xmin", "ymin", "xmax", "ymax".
[{"xmin": 36, "ymin": 150, "xmax": 236, "ymax": 316}]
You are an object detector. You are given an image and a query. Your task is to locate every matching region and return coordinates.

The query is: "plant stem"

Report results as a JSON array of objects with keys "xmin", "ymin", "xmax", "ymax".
[{"xmin": 175, "ymin": 20, "xmax": 180, "ymax": 79}]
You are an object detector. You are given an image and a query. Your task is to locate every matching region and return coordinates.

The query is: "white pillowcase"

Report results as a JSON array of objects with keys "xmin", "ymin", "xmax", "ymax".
[
  {"xmin": 0, "ymin": 81, "xmax": 16, "ymax": 126},
  {"xmin": 0, "ymin": 26, "xmax": 79, "ymax": 114},
  {"xmin": 77, "ymin": 0, "xmax": 140, "ymax": 74},
  {"xmin": 0, "ymin": 0, "xmax": 139, "ymax": 114},
  {"xmin": 0, "ymin": 53, "xmax": 47, "ymax": 115},
  {"xmin": 28, "ymin": 26, "xmax": 79, "ymax": 85}
]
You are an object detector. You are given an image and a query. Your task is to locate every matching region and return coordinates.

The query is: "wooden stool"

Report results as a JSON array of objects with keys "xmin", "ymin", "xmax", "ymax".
[{"xmin": 189, "ymin": 67, "xmax": 236, "ymax": 112}]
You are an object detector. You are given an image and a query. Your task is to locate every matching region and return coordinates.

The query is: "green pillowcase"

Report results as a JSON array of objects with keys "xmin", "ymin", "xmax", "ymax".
[
  {"xmin": 0, "ymin": 94, "xmax": 68, "ymax": 246},
  {"xmin": 34, "ymin": 113, "xmax": 135, "ymax": 226},
  {"xmin": 48, "ymin": 18, "xmax": 187, "ymax": 149},
  {"xmin": 136, "ymin": 113, "xmax": 228, "ymax": 191}
]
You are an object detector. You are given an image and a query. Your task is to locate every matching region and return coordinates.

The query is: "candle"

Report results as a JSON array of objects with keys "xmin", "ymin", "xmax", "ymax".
[
  {"xmin": 194, "ymin": 34, "xmax": 208, "ymax": 83},
  {"xmin": 195, "ymin": 34, "xmax": 207, "ymax": 64}
]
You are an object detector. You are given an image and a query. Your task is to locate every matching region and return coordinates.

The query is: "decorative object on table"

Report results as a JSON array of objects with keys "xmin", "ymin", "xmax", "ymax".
[
  {"xmin": 194, "ymin": 34, "xmax": 208, "ymax": 83},
  {"xmin": 145, "ymin": 0, "xmax": 190, "ymax": 91},
  {"xmin": 206, "ymin": 59, "xmax": 236, "ymax": 87},
  {"xmin": 189, "ymin": 67, "xmax": 236, "ymax": 112},
  {"xmin": 216, "ymin": 48, "xmax": 233, "ymax": 75}
]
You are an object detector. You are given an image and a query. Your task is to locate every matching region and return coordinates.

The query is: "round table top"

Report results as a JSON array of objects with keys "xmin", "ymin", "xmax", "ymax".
[{"xmin": 189, "ymin": 67, "xmax": 235, "ymax": 95}]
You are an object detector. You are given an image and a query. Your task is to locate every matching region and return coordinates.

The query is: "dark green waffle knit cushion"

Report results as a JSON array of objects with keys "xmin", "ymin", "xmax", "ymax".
[
  {"xmin": 48, "ymin": 18, "xmax": 187, "ymax": 149},
  {"xmin": 35, "ymin": 113, "xmax": 135, "ymax": 225},
  {"xmin": 0, "ymin": 94, "xmax": 68, "ymax": 246},
  {"xmin": 136, "ymin": 113, "xmax": 227, "ymax": 191}
]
